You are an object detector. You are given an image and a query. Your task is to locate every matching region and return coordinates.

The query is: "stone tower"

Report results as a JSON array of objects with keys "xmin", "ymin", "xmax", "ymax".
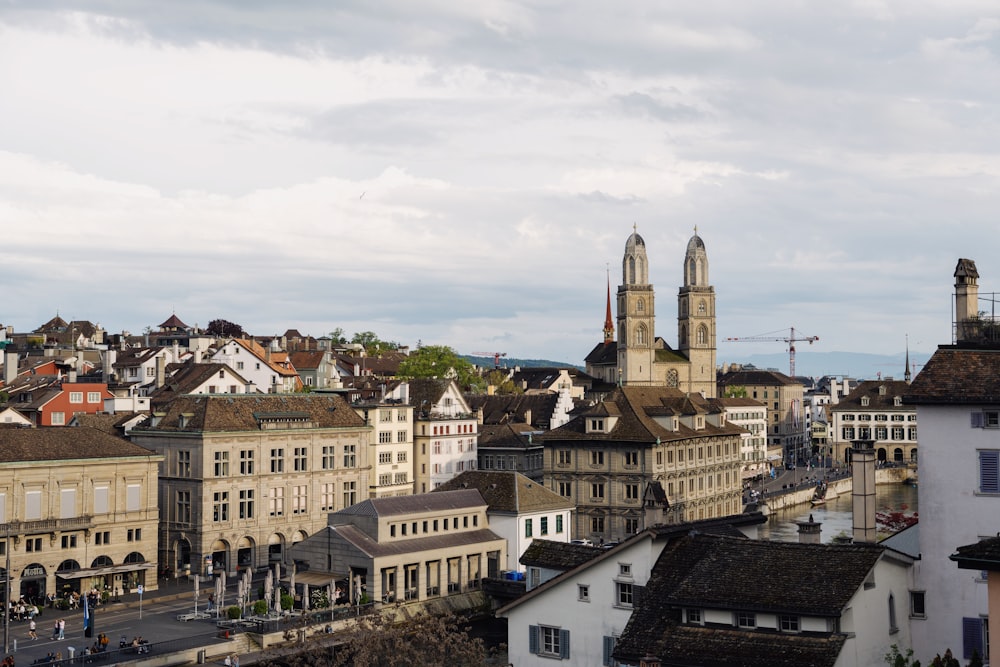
[
  {"xmin": 617, "ymin": 227, "xmax": 656, "ymax": 385},
  {"xmin": 954, "ymin": 258, "xmax": 979, "ymax": 343},
  {"xmin": 677, "ymin": 230, "xmax": 717, "ymax": 397}
]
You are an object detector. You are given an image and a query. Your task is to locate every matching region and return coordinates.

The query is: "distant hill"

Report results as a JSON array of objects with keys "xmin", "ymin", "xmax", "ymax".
[
  {"xmin": 463, "ymin": 356, "xmax": 584, "ymax": 371},
  {"xmin": 725, "ymin": 351, "xmax": 933, "ymax": 381}
]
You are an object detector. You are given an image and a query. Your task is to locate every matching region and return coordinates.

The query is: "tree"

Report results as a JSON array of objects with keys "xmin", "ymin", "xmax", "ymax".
[
  {"xmin": 484, "ymin": 370, "xmax": 521, "ymax": 395},
  {"xmin": 885, "ymin": 644, "xmax": 920, "ymax": 667},
  {"xmin": 328, "ymin": 328, "xmax": 347, "ymax": 345},
  {"xmin": 398, "ymin": 345, "xmax": 485, "ymax": 392},
  {"xmin": 206, "ymin": 319, "xmax": 245, "ymax": 337},
  {"xmin": 350, "ymin": 331, "xmax": 400, "ymax": 355}
]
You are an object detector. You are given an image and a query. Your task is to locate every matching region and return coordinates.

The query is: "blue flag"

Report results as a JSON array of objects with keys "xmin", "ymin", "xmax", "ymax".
[{"xmin": 83, "ymin": 592, "xmax": 91, "ymax": 637}]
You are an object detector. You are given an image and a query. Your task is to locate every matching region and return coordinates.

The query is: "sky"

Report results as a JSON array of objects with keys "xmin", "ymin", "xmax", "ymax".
[{"xmin": 3, "ymin": 2, "xmax": 1000, "ymax": 370}]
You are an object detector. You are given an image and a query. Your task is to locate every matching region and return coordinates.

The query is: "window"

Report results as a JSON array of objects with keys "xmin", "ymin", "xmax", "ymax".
[
  {"xmin": 963, "ymin": 617, "xmax": 987, "ymax": 661},
  {"xmin": 888, "ymin": 593, "xmax": 898, "ymax": 634},
  {"xmin": 910, "ymin": 591, "xmax": 926, "ymax": 618},
  {"xmin": 69, "ymin": 392, "xmax": 83, "ymax": 404},
  {"xmin": 177, "ymin": 490, "xmax": 191, "ymax": 524},
  {"xmin": 379, "ymin": 451, "xmax": 392, "ymax": 464},
  {"xmin": 379, "ymin": 431, "xmax": 392, "ymax": 444},
  {"xmin": 558, "ymin": 481, "xmax": 572, "ymax": 497},
  {"xmin": 127, "ymin": 528, "xmax": 142, "ymax": 542},
  {"xmin": 322, "ymin": 446, "xmax": 336, "ymax": 469},
  {"xmin": 344, "ymin": 444, "xmax": 356, "ymax": 467},
  {"xmin": 397, "ymin": 431, "xmax": 408, "ymax": 443},
  {"xmin": 619, "ymin": 563, "xmax": 631, "ymax": 577},
  {"xmin": 591, "ymin": 516, "xmax": 605, "ymax": 533},
  {"xmin": 779, "ymin": 615, "xmax": 800, "ymax": 633},
  {"xmin": 529, "ymin": 625, "xmax": 569, "ymax": 660},
  {"xmin": 735, "ymin": 612, "xmax": 756, "ymax": 628},
  {"xmin": 602, "ymin": 636, "xmax": 618, "ymax": 667},
  {"xmin": 94, "ymin": 531, "xmax": 110, "ymax": 545},
  {"xmin": 394, "ymin": 472, "xmax": 407, "ymax": 484},
  {"xmin": 591, "ymin": 483, "xmax": 605, "ymax": 499},
  {"xmin": 842, "ymin": 427, "xmax": 855, "ymax": 440},
  {"xmin": 540, "ymin": 517, "xmax": 548, "ymax": 535},
  {"xmin": 292, "ymin": 485, "xmax": 307, "ymax": 514},
  {"xmin": 240, "ymin": 450, "xmax": 254, "ymax": 475},
  {"xmin": 379, "ymin": 473, "xmax": 392, "ymax": 485},
  {"xmin": 26, "ymin": 537, "xmax": 42, "ymax": 552},
  {"xmin": 625, "ymin": 517, "xmax": 639, "ymax": 534},
  {"xmin": 269, "ymin": 487, "xmax": 284, "ymax": 516},
  {"xmin": 239, "ymin": 490, "xmax": 255, "ymax": 519},
  {"xmin": 625, "ymin": 483, "xmax": 639, "ymax": 501},
  {"xmin": 293, "ymin": 447, "xmax": 308, "ymax": 471},
  {"xmin": 214, "ymin": 451, "xmax": 230, "ymax": 476},
  {"xmin": 972, "ymin": 411, "xmax": 1000, "ymax": 428},
  {"xmin": 397, "ymin": 450, "xmax": 407, "ymax": 462},
  {"xmin": 590, "ymin": 451, "xmax": 604, "ymax": 466},
  {"xmin": 61, "ymin": 535, "xmax": 77, "ymax": 549},
  {"xmin": 623, "ymin": 451, "xmax": 638, "ymax": 466},
  {"xmin": 321, "ymin": 483, "xmax": 336, "ymax": 511},
  {"xmin": 51, "ymin": 412, "xmax": 65, "ymax": 425},
  {"xmin": 616, "ymin": 581, "xmax": 634, "ymax": 607},
  {"xmin": 127, "ymin": 483, "xmax": 141, "ymax": 511},
  {"xmin": 213, "ymin": 491, "xmax": 230, "ymax": 521},
  {"xmin": 87, "ymin": 392, "xmax": 101, "ymax": 404},
  {"xmin": 686, "ymin": 609, "xmax": 702, "ymax": 625},
  {"xmin": 525, "ymin": 519, "xmax": 533, "ymax": 537},
  {"xmin": 979, "ymin": 450, "xmax": 1000, "ymax": 494},
  {"xmin": 270, "ymin": 448, "xmax": 284, "ymax": 473},
  {"xmin": 556, "ymin": 515, "xmax": 564, "ymax": 533},
  {"xmin": 578, "ymin": 584, "xmax": 590, "ymax": 601},
  {"xmin": 558, "ymin": 450, "xmax": 572, "ymax": 465},
  {"xmin": 343, "ymin": 481, "xmax": 357, "ymax": 507}
]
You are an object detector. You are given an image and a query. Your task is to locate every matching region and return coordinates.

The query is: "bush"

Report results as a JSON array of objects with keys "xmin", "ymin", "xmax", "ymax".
[
  {"xmin": 226, "ymin": 606, "xmax": 242, "ymax": 620},
  {"xmin": 280, "ymin": 594, "xmax": 294, "ymax": 611},
  {"xmin": 253, "ymin": 600, "xmax": 268, "ymax": 616}
]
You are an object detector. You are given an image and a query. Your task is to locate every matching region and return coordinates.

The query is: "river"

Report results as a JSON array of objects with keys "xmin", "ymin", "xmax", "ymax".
[{"xmin": 756, "ymin": 482, "xmax": 918, "ymax": 543}]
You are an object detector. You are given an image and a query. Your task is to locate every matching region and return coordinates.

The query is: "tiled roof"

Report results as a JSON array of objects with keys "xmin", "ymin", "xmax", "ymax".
[
  {"xmin": 951, "ymin": 535, "xmax": 1000, "ymax": 570},
  {"xmin": 407, "ymin": 378, "xmax": 453, "ymax": 410},
  {"xmin": 333, "ymin": 489, "xmax": 486, "ymax": 520},
  {"xmin": 613, "ymin": 533, "xmax": 882, "ymax": 664},
  {"xmin": 519, "ymin": 539, "xmax": 602, "ymax": 569},
  {"xmin": 718, "ymin": 369, "xmax": 799, "ymax": 386},
  {"xmin": 433, "ymin": 471, "xmax": 573, "ymax": 513},
  {"xmin": 465, "ymin": 394, "xmax": 560, "ymax": 428},
  {"xmin": 158, "ymin": 314, "xmax": 189, "ymax": 330},
  {"xmin": 542, "ymin": 386, "xmax": 743, "ymax": 445},
  {"xmin": 137, "ymin": 393, "xmax": 367, "ymax": 432},
  {"xmin": 832, "ymin": 380, "xmax": 912, "ymax": 411},
  {"xmin": 289, "ymin": 351, "xmax": 326, "ymax": 370},
  {"xmin": 584, "ymin": 341, "xmax": 618, "ymax": 365},
  {"xmin": 905, "ymin": 347, "xmax": 1000, "ymax": 404},
  {"xmin": 331, "ymin": 524, "xmax": 503, "ymax": 559},
  {"xmin": 616, "ymin": 620, "xmax": 847, "ymax": 667},
  {"xmin": 0, "ymin": 426, "xmax": 158, "ymax": 462}
]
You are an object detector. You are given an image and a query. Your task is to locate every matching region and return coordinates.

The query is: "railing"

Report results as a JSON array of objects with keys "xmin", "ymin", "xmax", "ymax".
[{"xmin": 426, "ymin": 585, "xmax": 439, "ymax": 597}]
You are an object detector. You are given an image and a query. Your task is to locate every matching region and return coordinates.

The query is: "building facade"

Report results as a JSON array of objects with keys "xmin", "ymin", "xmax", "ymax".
[
  {"xmin": 718, "ymin": 368, "xmax": 806, "ymax": 466},
  {"xmin": 830, "ymin": 380, "xmax": 917, "ymax": 466},
  {"xmin": 130, "ymin": 394, "xmax": 371, "ymax": 578},
  {"xmin": 403, "ymin": 379, "xmax": 479, "ymax": 494}
]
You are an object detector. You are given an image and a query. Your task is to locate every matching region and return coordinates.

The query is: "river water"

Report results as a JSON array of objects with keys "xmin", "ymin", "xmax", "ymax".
[{"xmin": 756, "ymin": 483, "xmax": 918, "ymax": 543}]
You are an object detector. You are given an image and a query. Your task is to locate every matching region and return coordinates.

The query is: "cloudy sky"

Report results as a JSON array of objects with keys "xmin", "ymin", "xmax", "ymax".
[{"xmin": 3, "ymin": 2, "xmax": 999, "ymax": 371}]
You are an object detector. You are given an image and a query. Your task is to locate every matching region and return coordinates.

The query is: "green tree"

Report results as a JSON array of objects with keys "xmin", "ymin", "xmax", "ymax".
[
  {"xmin": 328, "ymin": 328, "xmax": 347, "ymax": 345},
  {"xmin": 351, "ymin": 331, "xmax": 400, "ymax": 355},
  {"xmin": 206, "ymin": 319, "xmax": 245, "ymax": 337},
  {"xmin": 885, "ymin": 644, "xmax": 920, "ymax": 667},
  {"xmin": 398, "ymin": 345, "xmax": 485, "ymax": 392},
  {"xmin": 326, "ymin": 612, "xmax": 490, "ymax": 667},
  {"xmin": 485, "ymin": 369, "xmax": 521, "ymax": 395},
  {"xmin": 724, "ymin": 385, "xmax": 748, "ymax": 398}
]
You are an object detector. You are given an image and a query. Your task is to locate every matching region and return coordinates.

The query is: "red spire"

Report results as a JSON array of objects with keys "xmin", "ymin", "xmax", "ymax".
[{"xmin": 603, "ymin": 269, "xmax": 614, "ymax": 343}]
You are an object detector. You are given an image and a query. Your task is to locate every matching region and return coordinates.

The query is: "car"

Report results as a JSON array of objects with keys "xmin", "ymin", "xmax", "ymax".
[{"xmin": 569, "ymin": 538, "xmax": 594, "ymax": 546}]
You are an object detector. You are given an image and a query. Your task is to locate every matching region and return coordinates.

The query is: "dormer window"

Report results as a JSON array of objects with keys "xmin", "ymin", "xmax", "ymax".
[
  {"xmin": 696, "ymin": 417, "xmax": 704, "ymax": 429},
  {"xmin": 894, "ymin": 397, "xmax": 902, "ymax": 407},
  {"xmin": 861, "ymin": 397, "xmax": 870, "ymax": 407},
  {"xmin": 879, "ymin": 385, "xmax": 887, "ymax": 395},
  {"xmin": 589, "ymin": 419, "xmax": 605, "ymax": 432}
]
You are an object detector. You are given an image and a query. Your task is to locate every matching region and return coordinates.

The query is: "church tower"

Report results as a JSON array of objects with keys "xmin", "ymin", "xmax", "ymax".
[
  {"xmin": 617, "ymin": 226, "xmax": 656, "ymax": 385},
  {"xmin": 677, "ymin": 229, "xmax": 717, "ymax": 397}
]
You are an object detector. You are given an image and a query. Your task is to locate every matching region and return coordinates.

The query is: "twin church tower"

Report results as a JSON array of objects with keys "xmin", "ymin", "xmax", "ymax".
[{"xmin": 585, "ymin": 227, "xmax": 717, "ymax": 398}]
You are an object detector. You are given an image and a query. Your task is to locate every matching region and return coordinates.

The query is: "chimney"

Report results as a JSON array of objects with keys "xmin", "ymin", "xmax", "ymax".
[
  {"xmin": 796, "ymin": 514, "xmax": 822, "ymax": 544},
  {"xmin": 172, "ymin": 340, "xmax": 180, "ymax": 363},
  {"xmin": 851, "ymin": 441, "xmax": 877, "ymax": 543},
  {"xmin": 954, "ymin": 258, "xmax": 980, "ymax": 342},
  {"xmin": 3, "ymin": 349, "xmax": 18, "ymax": 386},
  {"xmin": 156, "ymin": 355, "xmax": 166, "ymax": 389},
  {"xmin": 194, "ymin": 348, "xmax": 203, "ymax": 364},
  {"xmin": 524, "ymin": 408, "xmax": 532, "ymax": 426}
]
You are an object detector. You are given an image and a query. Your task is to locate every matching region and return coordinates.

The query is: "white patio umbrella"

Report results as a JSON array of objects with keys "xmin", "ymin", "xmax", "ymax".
[
  {"xmin": 273, "ymin": 577, "xmax": 281, "ymax": 614},
  {"xmin": 290, "ymin": 563, "xmax": 297, "ymax": 609},
  {"xmin": 219, "ymin": 570, "xmax": 227, "ymax": 614},
  {"xmin": 214, "ymin": 576, "xmax": 223, "ymax": 619},
  {"xmin": 264, "ymin": 571, "xmax": 273, "ymax": 615},
  {"xmin": 302, "ymin": 584, "xmax": 309, "ymax": 611},
  {"xmin": 193, "ymin": 572, "xmax": 200, "ymax": 615}
]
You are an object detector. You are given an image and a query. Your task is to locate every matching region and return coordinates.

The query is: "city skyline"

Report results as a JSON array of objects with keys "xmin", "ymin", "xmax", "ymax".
[{"xmin": 3, "ymin": 2, "xmax": 999, "ymax": 365}]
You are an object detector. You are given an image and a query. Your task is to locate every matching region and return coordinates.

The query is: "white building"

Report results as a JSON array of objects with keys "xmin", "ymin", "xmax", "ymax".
[{"xmin": 402, "ymin": 379, "xmax": 478, "ymax": 493}]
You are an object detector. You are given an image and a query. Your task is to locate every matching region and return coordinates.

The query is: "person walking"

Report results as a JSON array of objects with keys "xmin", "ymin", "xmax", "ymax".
[
  {"xmin": 57, "ymin": 618, "xmax": 65, "ymax": 640},
  {"xmin": 51, "ymin": 621, "xmax": 59, "ymax": 641},
  {"xmin": 28, "ymin": 619, "xmax": 37, "ymax": 641}
]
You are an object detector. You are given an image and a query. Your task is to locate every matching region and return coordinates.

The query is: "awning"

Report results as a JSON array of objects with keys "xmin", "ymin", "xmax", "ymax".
[
  {"xmin": 55, "ymin": 562, "xmax": 155, "ymax": 580},
  {"xmin": 767, "ymin": 454, "xmax": 782, "ymax": 461},
  {"xmin": 283, "ymin": 571, "xmax": 346, "ymax": 587}
]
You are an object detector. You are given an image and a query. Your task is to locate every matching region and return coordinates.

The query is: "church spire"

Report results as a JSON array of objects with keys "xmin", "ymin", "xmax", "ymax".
[
  {"xmin": 904, "ymin": 334, "xmax": 912, "ymax": 383},
  {"xmin": 603, "ymin": 266, "xmax": 614, "ymax": 343}
]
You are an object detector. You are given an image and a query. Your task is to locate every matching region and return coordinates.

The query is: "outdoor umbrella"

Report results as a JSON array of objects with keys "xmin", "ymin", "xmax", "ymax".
[
  {"xmin": 193, "ymin": 572, "xmax": 200, "ymax": 615},
  {"xmin": 214, "ymin": 576, "xmax": 223, "ymax": 618},
  {"xmin": 302, "ymin": 584, "xmax": 309, "ymax": 611},
  {"xmin": 290, "ymin": 563, "xmax": 296, "ymax": 610},
  {"xmin": 219, "ymin": 570, "xmax": 227, "ymax": 614},
  {"xmin": 264, "ymin": 571, "xmax": 273, "ymax": 615}
]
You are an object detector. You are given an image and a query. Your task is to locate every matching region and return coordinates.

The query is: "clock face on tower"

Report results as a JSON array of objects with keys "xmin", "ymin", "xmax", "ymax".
[{"xmin": 666, "ymin": 369, "xmax": 679, "ymax": 388}]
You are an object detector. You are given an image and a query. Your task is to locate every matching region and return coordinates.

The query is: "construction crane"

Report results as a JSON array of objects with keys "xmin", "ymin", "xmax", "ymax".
[
  {"xmin": 724, "ymin": 327, "xmax": 819, "ymax": 377},
  {"xmin": 472, "ymin": 352, "xmax": 508, "ymax": 369}
]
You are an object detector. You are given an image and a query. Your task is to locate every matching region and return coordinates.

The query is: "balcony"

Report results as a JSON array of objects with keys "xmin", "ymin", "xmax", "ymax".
[{"xmin": 0, "ymin": 516, "xmax": 94, "ymax": 536}]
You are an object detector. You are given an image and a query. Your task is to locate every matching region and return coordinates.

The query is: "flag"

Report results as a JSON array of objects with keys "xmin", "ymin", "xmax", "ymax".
[{"xmin": 83, "ymin": 592, "xmax": 92, "ymax": 638}]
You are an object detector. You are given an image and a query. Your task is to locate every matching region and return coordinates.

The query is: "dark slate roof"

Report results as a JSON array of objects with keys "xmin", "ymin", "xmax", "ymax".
[
  {"xmin": 148, "ymin": 363, "xmax": 249, "ymax": 405},
  {"xmin": 906, "ymin": 347, "xmax": 1000, "ymax": 404},
  {"xmin": 718, "ymin": 369, "xmax": 800, "ymax": 387},
  {"xmin": 433, "ymin": 471, "xmax": 573, "ymax": 513},
  {"xmin": 541, "ymin": 386, "xmax": 743, "ymax": 445},
  {"xmin": 951, "ymin": 535, "xmax": 1000, "ymax": 570},
  {"xmin": 616, "ymin": 620, "xmax": 847, "ymax": 667},
  {"xmin": 0, "ymin": 426, "xmax": 158, "ymax": 462},
  {"xmin": 158, "ymin": 314, "xmax": 190, "ymax": 330},
  {"xmin": 465, "ymin": 393, "xmax": 560, "ymax": 428},
  {"xmin": 584, "ymin": 341, "xmax": 618, "ymax": 365},
  {"xmin": 407, "ymin": 378, "xmax": 453, "ymax": 411},
  {"xmin": 330, "ymin": 524, "xmax": 504, "ymax": 559},
  {"xmin": 476, "ymin": 423, "xmax": 537, "ymax": 449},
  {"xmin": 519, "ymin": 539, "xmax": 602, "ymax": 569},
  {"xmin": 333, "ymin": 489, "xmax": 485, "ymax": 520},
  {"xmin": 613, "ymin": 534, "xmax": 882, "ymax": 664},
  {"xmin": 136, "ymin": 393, "xmax": 367, "ymax": 432},
  {"xmin": 70, "ymin": 412, "xmax": 146, "ymax": 436},
  {"xmin": 832, "ymin": 380, "xmax": 912, "ymax": 412}
]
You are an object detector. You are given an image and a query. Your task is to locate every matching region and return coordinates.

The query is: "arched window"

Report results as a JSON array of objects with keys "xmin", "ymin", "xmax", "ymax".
[
  {"xmin": 696, "ymin": 325, "xmax": 708, "ymax": 346},
  {"xmin": 679, "ymin": 325, "xmax": 687, "ymax": 345},
  {"xmin": 92, "ymin": 555, "xmax": 113, "ymax": 568},
  {"xmin": 124, "ymin": 552, "xmax": 145, "ymax": 564},
  {"xmin": 637, "ymin": 298, "xmax": 645, "ymax": 313},
  {"xmin": 629, "ymin": 257, "xmax": 636, "ymax": 284},
  {"xmin": 636, "ymin": 324, "xmax": 648, "ymax": 346},
  {"xmin": 698, "ymin": 300, "xmax": 707, "ymax": 315},
  {"xmin": 688, "ymin": 258, "xmax": 697, "ymax": 284}
]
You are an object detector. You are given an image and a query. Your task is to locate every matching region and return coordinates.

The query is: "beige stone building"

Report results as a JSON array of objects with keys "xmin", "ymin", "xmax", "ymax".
[
  {"xmin": 353, "ymin": 397, "xmax": 416, "ymax": 498},
  {"xmin": 0, "ymin": 426, "xmax": 162, "ymax": 600},
  {"xmin": 130, "ymin": 394, "xmax": 371, "ymax": 578},
  {"xmin": 542, "ymin": 386, "xmax": 744, "ymax": 543},
  {"xmin": 289, "ymin": 489, "xmax": 506, "ymax": 605},
  {"xmin": 718, "ymin": 368, "xmax": 806, "ymax": 466}
]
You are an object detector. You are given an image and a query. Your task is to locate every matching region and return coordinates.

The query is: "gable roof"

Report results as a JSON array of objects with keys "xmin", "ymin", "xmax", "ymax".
[
  {"xmin": 328, "ymin": 524, "xmax": 503, "ymax": 559},
  {"xmin": 465, "ymin": 393, "xmax": 560, "ymax": 428},
  {"xmin": 832, "ymin": 379, "xmax": 911, "ymax": 411},
  {"xmin": 519, "ymin": 539, "xmax": 602, "ymax": 570},
  {"xmin": 332, "ymin": 489, "xmax": 486, "ymax": 520},
  {"xmin": 905, "ymin": 347, "xmax": 1000, "ymax": 404},
  {"xmin": 718, "ymin": 368, "xmax": 800, "ymax": 387},
  {"xmin": 433, "ymin": 471, "xmax": 573, "ymax": 513}
]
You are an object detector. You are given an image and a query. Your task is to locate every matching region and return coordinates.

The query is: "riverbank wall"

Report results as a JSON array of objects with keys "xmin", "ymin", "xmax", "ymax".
[{"xmin": 763, "ymin": 467, "xmax": 913, "ymax": 513}]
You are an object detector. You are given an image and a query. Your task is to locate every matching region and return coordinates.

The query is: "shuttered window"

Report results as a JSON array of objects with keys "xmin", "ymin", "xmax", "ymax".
[
  {"xmin": 979, "ymin": 450, "xmax": 1000, "ymax": 494},
  {"xmin": 602, "ymin": 635, "xmax": 617, "ymax": 666},
  {"xmin": 963, "ymin": 617, "xmax": 985, "ymax": 660}
]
